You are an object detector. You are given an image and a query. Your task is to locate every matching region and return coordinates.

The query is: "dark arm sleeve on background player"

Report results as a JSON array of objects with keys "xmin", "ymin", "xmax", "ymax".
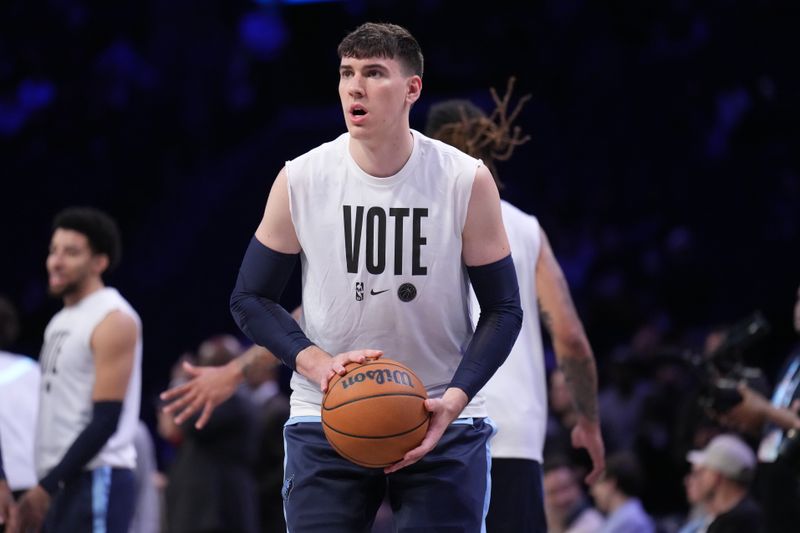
[
  {"xmin": 229, "ymin": 236, "xmax": 314, "ymax": 371},
  {"xmin": 38, "ymin": 401, "xmax": 122, "ymax": 495},
  {"xmin": 449, "ymin": 254, "xmax": 523, "ymax": 401}
]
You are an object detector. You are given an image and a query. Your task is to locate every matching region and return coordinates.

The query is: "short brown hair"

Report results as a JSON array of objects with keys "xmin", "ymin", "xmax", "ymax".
[{"xmin": 337, "ymin": 22, "xmax": 423, "ymax": 77}]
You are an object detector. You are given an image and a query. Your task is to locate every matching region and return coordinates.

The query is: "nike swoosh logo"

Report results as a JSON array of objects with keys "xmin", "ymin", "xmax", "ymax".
[{"xmin": 370, "ymin": 289, "xmax": 390, "ymax": 296}]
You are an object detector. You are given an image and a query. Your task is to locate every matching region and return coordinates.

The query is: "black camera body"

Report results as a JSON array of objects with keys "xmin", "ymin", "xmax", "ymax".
[{"xmin": 690, "ymin": 311, "xmax": 771, "ymax": 415}]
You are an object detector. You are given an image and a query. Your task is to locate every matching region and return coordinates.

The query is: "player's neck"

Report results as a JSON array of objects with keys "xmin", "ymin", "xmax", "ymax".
[
  {"xmin": 349, "ymin": 127, "xmax": 413, "ymax": 178},
  {"xmin": 63, "ymin": 278, "xmax": 105, "ymax": 307}
]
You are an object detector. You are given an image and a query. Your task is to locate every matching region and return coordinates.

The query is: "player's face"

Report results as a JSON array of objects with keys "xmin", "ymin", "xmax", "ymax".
[
  {"xmin": 46, "ymin": 228, "xmax": 103, "ymax": 299},
  {"xmin": 338, "ymin": 56, "xmax": 421, "ymax": 139}
]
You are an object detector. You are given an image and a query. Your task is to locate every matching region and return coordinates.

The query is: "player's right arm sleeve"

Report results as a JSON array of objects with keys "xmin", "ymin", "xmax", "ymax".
[
  {"xmin": 229, "ymin": 236, "xmax": 314, "ymax": 371},
  {"xmin": 39, "ymin": 401, "xmax": 122, "ymax": 494}
]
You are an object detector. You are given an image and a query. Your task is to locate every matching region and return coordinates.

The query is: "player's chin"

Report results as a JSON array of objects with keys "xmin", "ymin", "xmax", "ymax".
[
  {"xmin": 47, "ymin": 284, "xmax": 66, "ymax": 298},
  {"xmin": 346, "ymin": 123, "xmax": 368, "ymax": 136}
]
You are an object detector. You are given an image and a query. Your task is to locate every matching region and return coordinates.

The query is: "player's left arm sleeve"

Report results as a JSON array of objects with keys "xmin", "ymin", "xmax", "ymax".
[
  {"xmin": 38, "ymin": 401, "xmax": 122, "ymax": 494},
  {"xmin": 449, "ymin": 254, "xmax": 523, "ymax": 400}
]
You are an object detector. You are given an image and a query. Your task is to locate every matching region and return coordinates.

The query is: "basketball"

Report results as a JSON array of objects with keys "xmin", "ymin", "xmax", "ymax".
[{"xmin": 322, "ymin": 358, "xmax": 430, "ymax": 468}]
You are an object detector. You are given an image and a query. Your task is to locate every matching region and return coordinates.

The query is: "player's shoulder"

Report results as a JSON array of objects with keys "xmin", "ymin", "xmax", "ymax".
[
  {"xmin": 415, "ymin": 130, "xmax": 481, "ymax": 190},
  {"xmin": 288, "ymin": 132, "xmax": 348, "ymax": 166},
  {"xmin": 415, "ymin": 130, "xmax": 477, "ymax": 164},
  {"xmin": 285, "ymin": 133, "xmax": 348, "ymax": 186},
  {"xmin": 91, "ymin": 288, "xmax": 142, "ymax": 327}
]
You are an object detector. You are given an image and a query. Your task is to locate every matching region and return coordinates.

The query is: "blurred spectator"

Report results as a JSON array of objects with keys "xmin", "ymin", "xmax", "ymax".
[
  {"xmin": 129, "ymin": 420, "xmax": 160, "ymax": 533},
  {"xmin": 545, "ymin": 369, "xmax": 579, "ymax": 456},
  {"xmin": 543, "ymin": 455, "xmax": 604, "ymax": 533},
  {"xmin": 0, "ymin": 296, "xmax": 40, "ymax": 496},
  {"xmin": 686, "ymin": 433, "xmax": 762, "ymax": 533},
  {"xmin": 677, "ymin": 462, "xmax": 712, "ymax": 533},
  {"xmin": 164, "ymin": 335, "xmax": 259, "ymax": 533},
  {"xmin": 241, "ymin": 344, "xmax": 289, "ymax": 533},
  {"xmin": 714, "ymin": 283, "xmax": 800, "ymax": 532},
  {"xmin": 590, "ymin": 452, "xmax": 656, "ymax": 533},
  {"xmin": 597, "ymin": 350, "xmax": 650, "ymax": 454}
]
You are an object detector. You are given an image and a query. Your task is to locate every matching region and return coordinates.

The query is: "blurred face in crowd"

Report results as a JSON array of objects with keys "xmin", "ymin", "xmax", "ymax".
[
  {"xmin": 544, "ymin": 466, "xmax": 582, "ymax": 524},
  {"xmin": 589, "ymin": 474, "xmax": 614, "ymax": 513},
  {"xmin": 46, "ymin": 228, "xmax": 106, "ymax": 301},
  {"xmin": 688, "ymin": 465, "xmax": 722, "ymax": 505},
  {"xmin": 684, "ymin": 468, "xmax": 704, "ymax": 505},
  {"xmin": 793, "ymin": 284, "xmax": 800, "ymax": 334}
]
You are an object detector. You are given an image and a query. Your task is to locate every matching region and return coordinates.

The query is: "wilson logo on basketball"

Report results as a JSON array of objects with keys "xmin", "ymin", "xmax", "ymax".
[{"xmin": 340, "ymin": 369, "xmax": 414, "ymax": 390}]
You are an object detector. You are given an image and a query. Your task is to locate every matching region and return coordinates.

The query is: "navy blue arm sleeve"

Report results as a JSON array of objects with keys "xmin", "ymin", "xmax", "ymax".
[
  {"xmin": 39, "ymin": 401, "xmax": 122, "ymax": 495},
  {"xmin": 449, "ymin": 254, "xmax": 523, "ymax": 401},
  {"xmin": 229, "ymin": 236, "xmax": 314, "ymax": 371}
]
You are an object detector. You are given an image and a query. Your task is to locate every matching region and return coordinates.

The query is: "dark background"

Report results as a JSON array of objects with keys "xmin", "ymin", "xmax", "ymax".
[{"xmin": 1, "ymin": 0, "xmax": 799, "ymax": 429}]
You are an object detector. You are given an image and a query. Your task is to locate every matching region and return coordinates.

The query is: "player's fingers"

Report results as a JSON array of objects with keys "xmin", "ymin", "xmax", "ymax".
[
  {"xmin": 174, "ymin": 397, "xmax": 203, "ymax": 425},
  {"xmin": 159, "ymin": 380, "xmax": 192, "ymax": 402},
  {"xmin": 196, "ymin": 401, "xmax": 214, "ymax": 429},
  {"xmin": 387, "ymin": 437, "xmax": 434, "ymax": 473},
  {"xmin": 423, "ymin": 398, "xmax": 441, "ymax": 413},
  {"xmin": 162, "ymin": 388, "xmax": 197, "ymax": 416}
]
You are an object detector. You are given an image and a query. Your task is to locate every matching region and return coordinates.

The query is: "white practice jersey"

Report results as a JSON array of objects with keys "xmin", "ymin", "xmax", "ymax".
[
  {"xmin": 36, "ymin": 287, "xmax": 142, "ymax": 477},
  {"xmin": 0, "ymin": 352, "xmax": 40, "ymax": 490},
  {"xmin": 473, "ymin": 201, "xmax": 547, "ymax": 461},
  {"xmin": 286, "ymin": 130, "xmax": 486, "ymax": 418}
]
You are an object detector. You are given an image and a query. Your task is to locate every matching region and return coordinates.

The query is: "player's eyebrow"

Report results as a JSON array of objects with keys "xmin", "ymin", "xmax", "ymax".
[{"xmin": 339, "ymin": 62, "xmax": 390, "ymax": 73}]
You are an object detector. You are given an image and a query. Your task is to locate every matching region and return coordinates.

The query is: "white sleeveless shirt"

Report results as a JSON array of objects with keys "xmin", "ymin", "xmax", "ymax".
[
  {"xmin": 35, "ymin": 287, "xmax": 142, "ymax": 477},
  {"xmin": 0, "ymin": 352, "xmax": 39, "ymax": 490},
  {"xmin": 473, "ymin": 201, "xmax": 547, "ymax": 461},
  {"xmin": 286, "ymin": 130, "xmax": 487, "ymax": 418}
]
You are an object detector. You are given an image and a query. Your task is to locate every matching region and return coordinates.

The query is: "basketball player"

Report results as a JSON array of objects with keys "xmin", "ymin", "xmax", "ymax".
[
  {"xmin": 162, "ymin": 22, "xmax": 523, "ymax": 531},
  {"xmin": 16, "ymin": 207, "xmax": 142, "ymax": 533},
  {"xmin": 425, "ymin": 92, "xmax": 605, "ymax": 532}
]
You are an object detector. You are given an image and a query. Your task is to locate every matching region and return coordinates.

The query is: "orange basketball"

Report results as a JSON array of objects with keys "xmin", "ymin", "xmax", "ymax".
[{"xmin": 322, "ymin": 358, "xmax": 430, "ymax": 468}]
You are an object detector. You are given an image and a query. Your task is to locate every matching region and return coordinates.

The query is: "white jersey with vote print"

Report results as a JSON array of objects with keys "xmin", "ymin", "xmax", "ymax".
[
  {"xmin": 35, "ymin": 287, "xmax": 142, "ymax": 478},
  {"xmin": 286, "ymin": 130, "xmax": 486, "ymax": 418},
  {"xmin": 473, "ymin": 201, "xmax": 547, "ymax": 461}
]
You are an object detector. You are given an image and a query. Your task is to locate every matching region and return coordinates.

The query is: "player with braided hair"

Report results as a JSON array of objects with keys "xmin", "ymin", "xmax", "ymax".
[{"xmin": 426, "ymin": 80, "xmax": 605, "ymax": 533}]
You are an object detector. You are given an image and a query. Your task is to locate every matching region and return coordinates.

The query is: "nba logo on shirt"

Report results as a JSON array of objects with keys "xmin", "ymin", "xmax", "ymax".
[{"xmin": 355, "ymin": 282, "xmax": 364, "ymax": 301}]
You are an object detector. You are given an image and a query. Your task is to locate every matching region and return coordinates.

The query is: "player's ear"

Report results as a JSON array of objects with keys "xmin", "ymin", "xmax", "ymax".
[
  {"xmin": 406, "ymin": 75, "xmax": 422, "ymax": 105},
  {"xmin": 92, "ymin": 253, "xmax": 110, "ymax": 275}
]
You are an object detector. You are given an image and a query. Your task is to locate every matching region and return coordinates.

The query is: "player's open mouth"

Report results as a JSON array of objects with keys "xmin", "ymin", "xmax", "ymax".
[{"xmin": 349, "ymin": 105, "xmax": 368, "ymax": 118}]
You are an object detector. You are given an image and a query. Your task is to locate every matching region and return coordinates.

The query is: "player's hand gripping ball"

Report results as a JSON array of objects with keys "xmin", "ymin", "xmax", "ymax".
[{"xmin": 322, "ymin": 358, "xmax": 430, "ymax": 468}]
